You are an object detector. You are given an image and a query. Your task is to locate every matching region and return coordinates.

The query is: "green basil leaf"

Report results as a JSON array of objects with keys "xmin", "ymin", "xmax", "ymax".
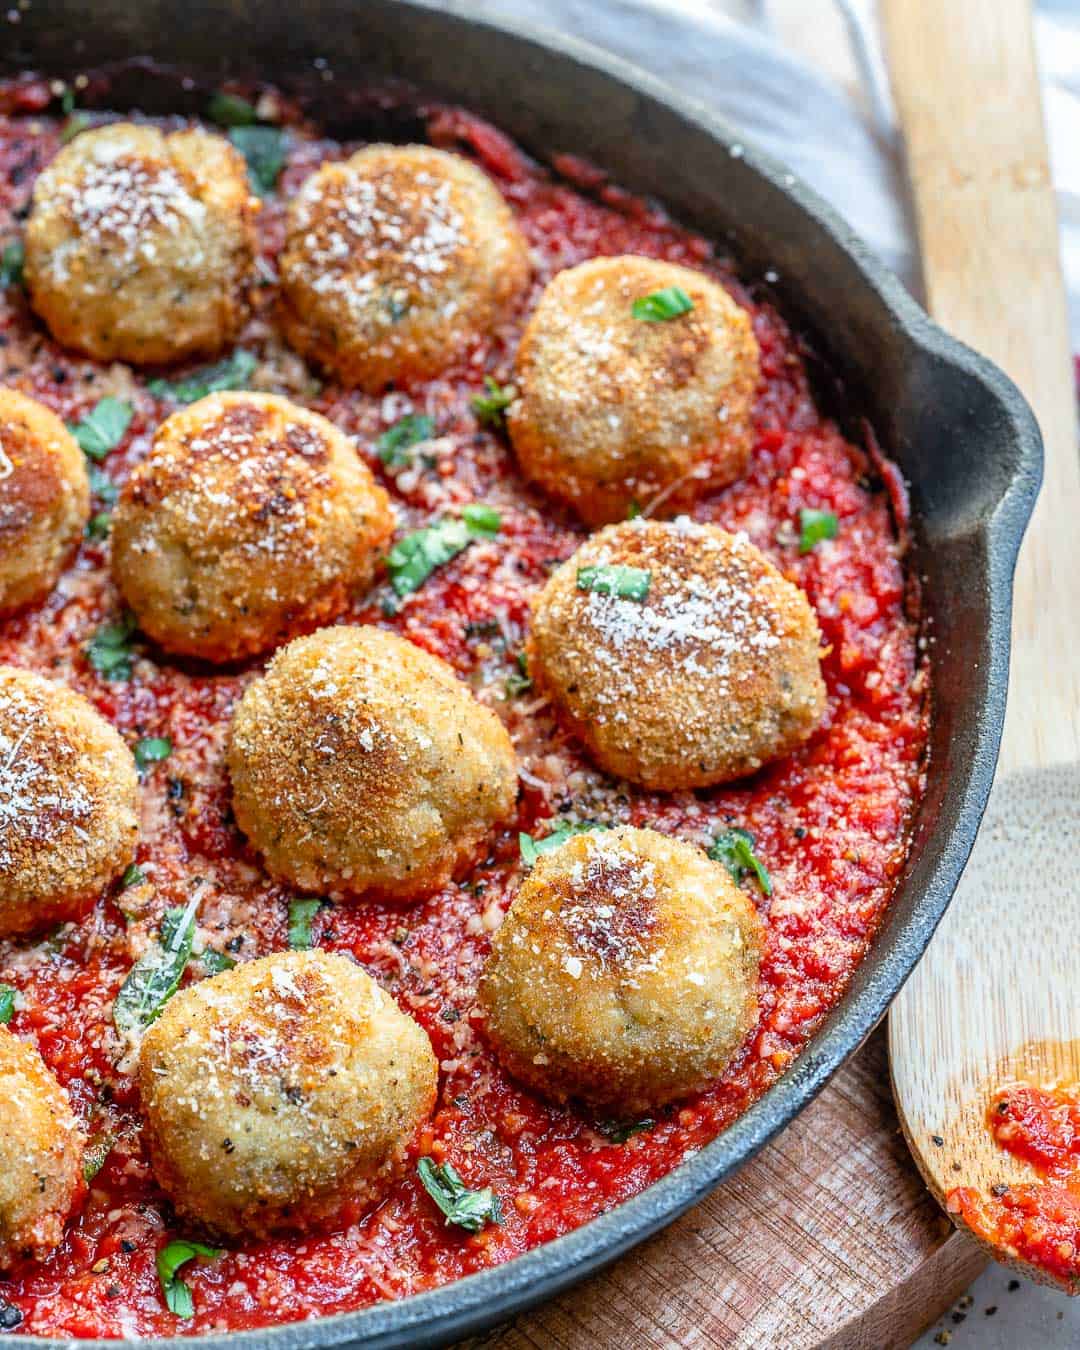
[
  {"xmin": 121, "ymin": 863, "xmax": 146, "ymax": 889},
  {"xmin": 86, "ymin": 511, "xmax": 111, "ymax": 540},
  {"xmin": 386, "ymin": 507, "xmax": 501, "ymax": 597},
  {"xmin": 113, "ymin": 894, "xmax": 199, "ymax": 1036},
  {"xmin": 87, "ymin": 465, "xmax": 118, "ymax": 505},
  {"xmin": 228, "ymin": 125, "xmax": 287, "ymax": 195},
  {"xmin": 504, "ymin": 651, "xmax": 531, "ymax": 697},
  {"xmin": 631, "ymin": 286, "xmax": 694, "ymax": 322},
  {"xmin": 157, "ymin": 1239, "xmax": 222, "ymax": 1320},
  {"xmin": 376, "ymin": 413, "xmax": 435, "ymax": 467},
  {"xmin": 206, "ymin": 92, "xmax": 258, "ymax": 126},
  {"xmin": 68, "ymin": 397, "xmax": 133, "ymax": 461},
  {"xmin": 134, "ymin": 737, "xmax": 173, "ymax": 774},
  {"xmin": 82, "ymin": 1133, "xmax": 114, "ymax": 1183},
  {"xmin": 287, "ymin": 898, "xmax": 325, "ymax": 951},
  {"xmin": 576, "ymin": 564, "xmax": 651, "ymax": 601},
  {"xmin": 416, "ymin": 1157, "xmax": 501, "ymax": 1233},
  {"xmin": 199, "ymin": 948, "xmax": 236, "ymax": 976},
  {"xmin": 798, "ymin": 507, "xmax": 839, "ymax": 554},
  {"xmin": 86, "ymin": 614, "xmax": 138, "ymax": 681},
  {"xmin": 461, "ymin": 503, "xmax": 501, "ymax": 535},
  {"xmin": 519, "ymin": 819, "xmax": 608, "ymax": 867},
  {"xmin": 598, "ymin": 1117, "xmax": 655, "ymax": 1144},
  {"xmin": 0, "ymin": 239, "xmax": 24, "ymax": 289},
  {"xmin": 708, "ymin": 827, "xmax": 772, "ymax": 896},
  {"xmin": 470, "ymin": 376, "xmax": 515, "ymax": 430},
  {"xmin": 0, "ymin": 985, "xmax": 15, "ymax": 1025},
  {"xmin": 148, "ymin": 349, "xmax": 257, "ymax": 404}
]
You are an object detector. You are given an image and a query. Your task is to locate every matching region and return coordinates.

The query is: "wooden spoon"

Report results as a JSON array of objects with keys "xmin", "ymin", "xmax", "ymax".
[{"xmin": 882, "ymin": 0, "xmax": 1080, "ymax": 1291}]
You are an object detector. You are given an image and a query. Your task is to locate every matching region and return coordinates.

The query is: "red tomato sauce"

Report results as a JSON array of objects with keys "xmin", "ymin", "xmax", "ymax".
[
  {"xmin": 949, "ymin": 1083, "xmax": 1080, "ymax": 1290},
  {"xmin": 0, "ymin": 80, "xmax": 929, "ymax": 1336}
]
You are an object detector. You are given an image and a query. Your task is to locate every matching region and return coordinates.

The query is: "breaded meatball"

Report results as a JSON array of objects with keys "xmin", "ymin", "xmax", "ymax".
[
  {"xmin": 24, "ymin": 122, "xmax": 257, "ymax": 364},
  {"xmin": 227, "ymin": 626, "xmax": 518, "ymax": 901},
  {"xmin": 0, "ymin": 389, "xmax": 89, "ymax": 614},
  {"xmin": 138, "ymin": 950, "xmax": 437, "ymax": 1239},
  {"xmin": 0, "ymin": 1026, "xmax": 85, "ymax": 1268},
  {"xmin": 480, "ymin": 826, "xmax": 763, "ymax": 1110},
  {"xmin": 528, "ymin": 518, "xmax": 826, "ymax": 789},
  {"xmin": 508, "ymin": 255, "xmax": 759, "ymax": 525},
  {"xmin": 279, "ymin": 144, "xmax": 530, "ymax": 391},
  {"xmin": 111, "ymin": 393, "xmax": 393, "ymax": 663},
  {"xmin": 0, "ymin": 666, "xmax": 138, "ymax": 937}
]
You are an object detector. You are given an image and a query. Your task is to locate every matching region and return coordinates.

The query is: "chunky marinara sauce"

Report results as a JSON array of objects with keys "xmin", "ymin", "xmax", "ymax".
[
  {"xmin": 0, "ymin": 78, "xmax": 928, "ymax": 1336},
  {"xmin": 950, "ymin": 1083, "xmax": 1080, "ymax": 1290}
]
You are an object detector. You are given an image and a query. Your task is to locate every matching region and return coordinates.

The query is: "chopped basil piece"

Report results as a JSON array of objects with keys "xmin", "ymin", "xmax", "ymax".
[
  {"xmin": 708, "ymin": 827, "xmax": 772, "ymax": 897},
  {"xmin": 461, "ymin": 503, "xmax": 501, "ymax": 535},
  {"xmin": 287, "ymin": 898, "xmax": 325, "ymax": 950},
  {"xmin": 576, "ymin": 563, "xmax": 651, "ymax": 601},
  {"xmin": 387, "ymin": 507, "xmax": 501, "ymax": 597},
  {"xmin": 631, "ymin": 286, "xmax": 694, "ymax": 322},
  {"xmin": 87, "ymin": 465, "xmax": 118, "ymax": 505},
  {"xmin": 134, "ymin": 736, "xmax": 173, "ymax": 774},
  {"xmin": 122, "ymin": 863, "xmax": 146, "ymax": 889},
  {"xmin": 68, "ymin": 397, "xmax": 133, "ymax": 461},
  {"xmin": 228, "ymin": 125, "xmax": 287, "ymax": 195},
  {"xmin": 0, "ymin": 240, "xmax": 24, "ymax": 289},
  {"xmin": 505, "ymin": 651, "xmax": 531, "ymax": 697},
  {"xmin": 148, "ymin": 349, "xmax": 257, "ymax": 404},
  {"xmin": 599, "ymin": 1117, "xmax": 655, "ymax": 1144},
  {"xmin": 207, "ymin": 91, "xmax": 258, "ymax": 126},
  {"xmin": 60, "ymin": 111, "xmax": 91, "ymax": 144},
  {"xmin": 86, "ymin": 614, "xmax": 138, "ymax": 681},
  {"xmin": 519, "ymin": 819, "xmax": 608, "ymax": 867},
  {"xmin": 82, "ymin": 1134, "xmax": 114, "ymax": 1183},
  {"xmin": 86, "ymin": 511, "xmax": 111, "ymax": 540},
  {"xmin": 416, "ymin": 1157, "xmax": 501, "ymax": 1233},
  {"xmin": 627, "ymin": 500, "xmax": 642, "ymax": 520},
  {"xmin": 376, "ymin": 413, "xmax": 436, "ymax": 467},
  {"xmin": 0, "ymin": 985, "xmax": 15, "ymax": 1025},
  {"xmin": 157, "ymin": 1239, "xmax": 222, "ymax": 1319},
  {"xmin": 470, "ymin": 376, "xmax": 515, "ymax": 430},
  {"xmin": 199, "ymin": 948, "xmax": 236, "ymax": 976},
  {"xmin": 798, "ymin": 507, "xmax": 839, "ymax": 554},
  {"xmin": 113, "ymin": 893, "xmax": 199, "ymax": 1036}
]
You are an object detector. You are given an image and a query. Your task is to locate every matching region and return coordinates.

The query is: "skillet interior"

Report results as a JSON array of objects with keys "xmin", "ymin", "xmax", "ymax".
[{"xmin": 0, "ymin": 1, "xmax": 1041, "ymax": 1344}]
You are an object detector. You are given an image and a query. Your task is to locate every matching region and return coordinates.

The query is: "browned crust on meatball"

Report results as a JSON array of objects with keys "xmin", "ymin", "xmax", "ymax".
[
  {"xmin": 138, "ymin": 951, "xmax": 437, "ymax": 1240},
  {"xmin": 0, "ymin": 1026, "xmax": 85, "ymax": 1268},
  {"xmin": 278, "ymin": 144, "xmax": 530, "ymax": 391},
  {"xmin": 479, "ymin": 826, "xmax": 763, "ymax": 1110},
  {"xmin": 0, "ymin": 389, "xmax": 90, "ymax": 614},
  {"xmin": 0, "ymin": 666, "xmax": 138, "ymax": 937},
  {"xmin": 111, "ymin": 393, "xmax": 394, "ymax": 663},
  {"xmin": 24, "ymin": 123, "xmax": 258, "ymax": 365},
  {"xmin": 527, "ymin": 518, "xmax": 826, "ymax": 789},
  {"xmin": 226, "ymin": 626, "xmax": 518, "ymax": 901},
  {"xmin": 508, "ymin": 255, "xmax": 760, "ymax": 525}
]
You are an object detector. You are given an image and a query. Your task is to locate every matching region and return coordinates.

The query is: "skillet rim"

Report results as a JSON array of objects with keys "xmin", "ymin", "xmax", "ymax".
[{"xmin": 0, "ymin": 1, "xmax": 1041, "ymax": 1344}]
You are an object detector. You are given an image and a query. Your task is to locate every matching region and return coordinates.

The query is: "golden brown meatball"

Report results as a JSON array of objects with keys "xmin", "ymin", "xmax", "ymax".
[
  {"xmin": 508, "ymin": 255, "xmax": 759, "ymax": 525},
  {"xmin": 0, "ymin": 1026, "xmax": 85, "ymax": 1268},
  {"xmin": 0, "ymin": 389, "xmax": 89, "ymax": 614},
  {"xmin": 480, "ymin": 826, "xmax": 762, "ymax": 1110},
  {"xmin": 138, "ymin": 950, "xmax": 437, "ymax": 1240},
  {"xmin": 111, "ymin": 393, "xmax": 393, "ymax": 663},
  {"xmin": 227, "ymin": 626, "xmax": 518, "ymax": 901},
  {"xmin": 279, "ymin": 144, "xmax": 530, "ymax": 391},
  {"xmin": 528, "ymin": 518, "xmax": 826, "ymax": 789},
  {"xmin": 0, "ymin": 666, "xmax": 138, "ymax": 937},
  {"xmin": 24, "ymin": 122, "xmax": 257, "ymax": 364}
]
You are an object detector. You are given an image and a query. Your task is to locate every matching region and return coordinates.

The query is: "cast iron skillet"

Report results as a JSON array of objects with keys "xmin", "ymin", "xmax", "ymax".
[{"xmin": 1, "ymin": 2, "xmax": 1042, "ymax": 1345}]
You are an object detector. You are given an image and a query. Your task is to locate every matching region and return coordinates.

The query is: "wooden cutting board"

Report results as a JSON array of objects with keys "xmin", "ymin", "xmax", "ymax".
[{"xmin": 469, "ymin": 1030, "xmax": 984, "ymax": 1348}]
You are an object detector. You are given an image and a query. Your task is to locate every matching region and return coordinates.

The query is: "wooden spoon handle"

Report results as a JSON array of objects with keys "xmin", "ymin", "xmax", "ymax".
[{"xmin": 881, "ymin": 0, "xmax": 1080, "ymax": 773}]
